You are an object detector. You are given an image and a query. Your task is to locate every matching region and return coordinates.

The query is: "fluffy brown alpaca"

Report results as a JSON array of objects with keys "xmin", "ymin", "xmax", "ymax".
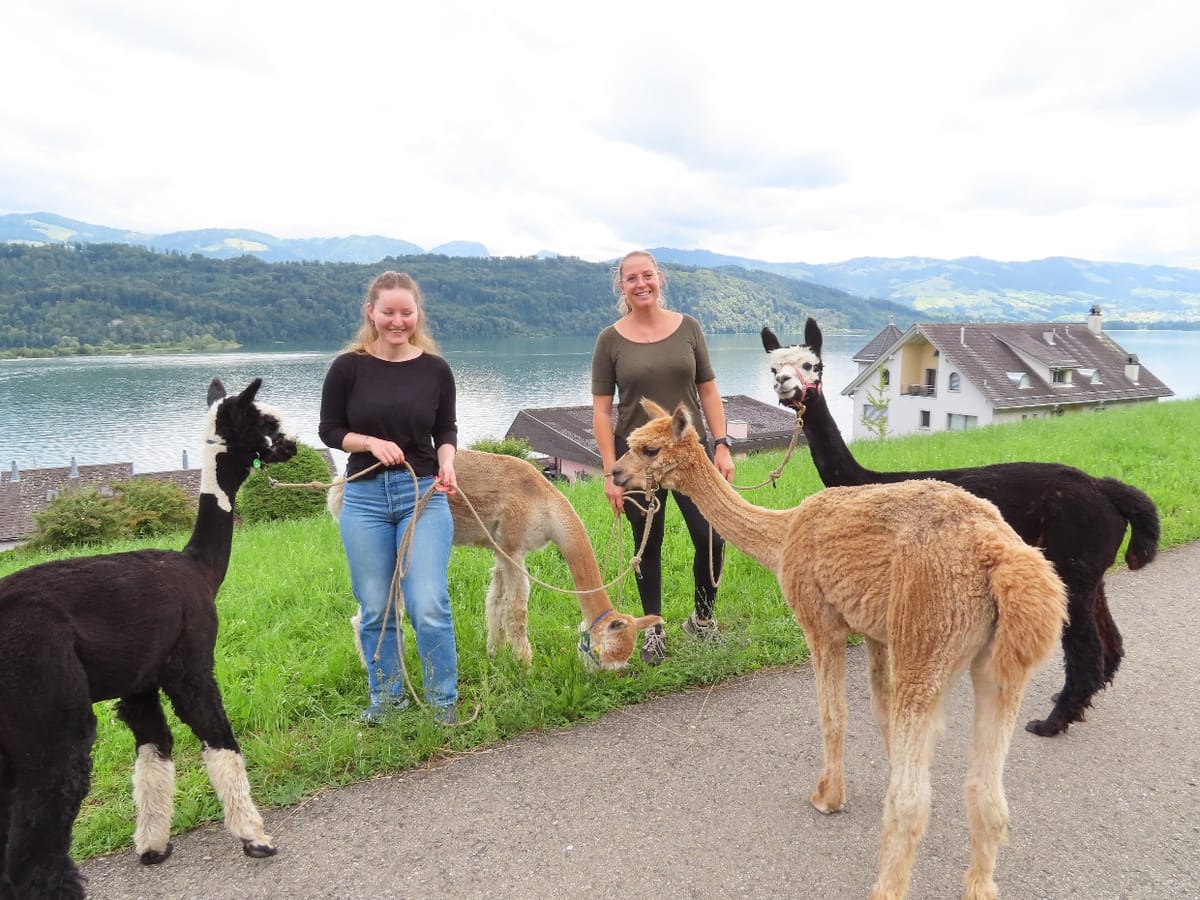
[
  {"xmin": 613, "ymin": 401, "xmax": 1067, "ymax": 900},
  {"xmin": 329, "ymin": 449, "xmax": 660, "ymax": 670}
]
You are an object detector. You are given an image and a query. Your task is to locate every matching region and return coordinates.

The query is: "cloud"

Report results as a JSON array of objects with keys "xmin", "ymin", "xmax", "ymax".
[{"xmin": 1, "ymin": 0, "xmax": 1198, "ymax": 268}]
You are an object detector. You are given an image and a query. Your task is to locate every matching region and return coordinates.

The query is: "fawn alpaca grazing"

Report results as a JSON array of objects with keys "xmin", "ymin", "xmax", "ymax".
[
  {"xmin": 613, "ymin": 400, "xmax": 1067, "ymax": 900},
  {"xmin": 328, "ymin": 449, "xmax": 660, "ymax": 671},
  {"xmin": 0, "ymin": 378, "xmax": 295, "ymax": 899},
  {"xmin": 762, "ymin": 319, "xmax": 1159, "ymax": 736}
]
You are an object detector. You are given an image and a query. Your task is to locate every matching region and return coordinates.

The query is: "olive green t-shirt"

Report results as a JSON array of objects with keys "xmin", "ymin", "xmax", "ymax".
[{"xmin": 591, "ymin": 314, "xmax": 716, "ymax": 439}]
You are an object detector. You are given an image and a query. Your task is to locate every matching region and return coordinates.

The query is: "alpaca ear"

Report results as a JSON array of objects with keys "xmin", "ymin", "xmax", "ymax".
[
  {"xmin": 640, "ymin": 398, "xmax": 670, "ymax": 419},
  {"xmin": 238, "ymin": 378, "xmax": 263, "ymax": 406},
  {"xmin": 670, "ymin": 404, "xmax": 693, "ymax": 442},
  {"xmin": 207, "ymin": 378, "xmax": 227, "ymax": 406},
  {"xmin": 804, "ymin": 317, "xmax": 822, "ymax": 357},
  {"xmin": 761, "ymin": 326, "xmax": 782, "ymax": 353}
]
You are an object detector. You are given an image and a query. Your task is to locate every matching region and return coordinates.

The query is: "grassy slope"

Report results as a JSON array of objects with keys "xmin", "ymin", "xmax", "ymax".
[{"xmin": 1, "ymin": 398, "xmax": 1196, "ymax": 858}]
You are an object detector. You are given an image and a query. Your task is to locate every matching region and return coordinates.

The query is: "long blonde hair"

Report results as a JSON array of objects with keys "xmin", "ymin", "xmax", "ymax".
[
  {"xmin": 346, "ymin": 270, "xmax": 440, "ymax": 355},
  {"xmin": 612, "ymin": 250, "xmax": 669, "ymax": 316}
]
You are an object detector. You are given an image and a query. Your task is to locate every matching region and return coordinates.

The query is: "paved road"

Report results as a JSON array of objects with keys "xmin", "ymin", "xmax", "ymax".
[{"xmin": 81, "ymin": 543, "xmax": 1200, "ymax": 899}]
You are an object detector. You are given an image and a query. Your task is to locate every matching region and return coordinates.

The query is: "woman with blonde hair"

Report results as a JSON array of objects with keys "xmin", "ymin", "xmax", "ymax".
[
  {"xmin": 591, "ymin": 251, "xmax": 734, "ymax": 664},
  {"xmin": 319, "ymin": 271, "xmax": 460, "ymax": 723}
]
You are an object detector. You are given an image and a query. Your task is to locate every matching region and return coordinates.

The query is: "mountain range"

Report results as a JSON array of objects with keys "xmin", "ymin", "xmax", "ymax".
[{"xmin": 3, "ymin": 211, "xmax": 1198, "ymax": 325}]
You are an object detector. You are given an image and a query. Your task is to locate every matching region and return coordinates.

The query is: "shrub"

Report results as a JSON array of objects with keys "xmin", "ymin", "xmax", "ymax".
[
  {"xmin": 468, "ymin": 436, "xmax": 531, "ymax": 459},
  {"xmin": 30, "ymin": 487, "xmax": 126, "ymax": 549},
  {"xmin": 236, "ymin": 442, "xmax": 333, "ymax": 525},
  {"xmin": 113, "ymin": 479, "xmax": 196, "ymax": 537}
]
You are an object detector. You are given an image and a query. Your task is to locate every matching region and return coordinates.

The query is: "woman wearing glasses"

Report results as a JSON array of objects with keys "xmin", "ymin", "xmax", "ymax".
[{"xmin": 591, "ymin": 250, "xmax": 735, "ymax": 664}]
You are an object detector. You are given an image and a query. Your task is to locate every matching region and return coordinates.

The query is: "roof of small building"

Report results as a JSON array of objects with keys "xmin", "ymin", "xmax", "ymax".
[{"xmin": 505, "ymin": 395, "xmax": 802, "ymax": 467}]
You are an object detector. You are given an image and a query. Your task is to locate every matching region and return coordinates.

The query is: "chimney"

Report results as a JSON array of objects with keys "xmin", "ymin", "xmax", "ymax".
[
  {"xmin": 1043, "ymin": 330, "xmax": 1056, "ymax": 345},
  {"xmin": 69, "ymin": 456, "xmax": 79, "ymax": 478},
  {"xmin": 959, "ymin": 326, "xmax": 965, "ymax": 345},
  {"xmin": 9, "ymin": 461, "xmax": 17, "ymax": 483},
  {"xmin": 182, "ymin": 449, "xmax": 189, "ymax": 470},
  {"xmin": 728, "ymin": 419, "xmax": 749, "ymax": 440},
  {"xmin": 1087, "ymin": 305, "xmax": 1103, "ymax": 334},
  {"xmin": 1124, "ymin": 354, "xmax": 1140, "ymax": 383}
]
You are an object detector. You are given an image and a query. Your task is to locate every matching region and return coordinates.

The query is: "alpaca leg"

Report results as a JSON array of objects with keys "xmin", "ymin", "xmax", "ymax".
[
  {"xmin": 872, "ymin": 686, "xmax": 942, "ymax": 900},
  {"xmin": 0, "ymin": 753, "xmax": 13, "ymax": 893},
  {"xmin": 2, "ymin": 704, "xmax": 94, "ymax": 900},
  {"xmin": 116, "ymin": 691, "xmax": 176, "ymax": 863},
  {"xmin": 1027, "ymin": 580, "xmax": 1104, "ymax": 736},
  {"xmin": 807, "ymin": 635, "xmax": 849, "ymax": 813},
  {"xmin": 487, "ymin": 556, "xmax": 531, "ymax": 665},
  {"xmin": 865, "ymin": 638, "xmax": 892, "ymax": 754},
  {"xmin": 962, "ymin": 657, "xmax": 1026, "ymax": 900},
  {"xmin": 201, "ymin": 747, "xmax": 276, "ymax": 858},
  {"xmin": 508, "ymin": 563, "xmax": 532, "ymax": 666},
  {"xmin": 162, "ymin": 678, "xmax": 276, "ymax": 858},
  {"xmin": 1092, "ymin": 582, "xmax": 1124, "ymax": 685},
  {"xmin": 484, "ymin": 561, "xmax": 505, "ymax": 658}
]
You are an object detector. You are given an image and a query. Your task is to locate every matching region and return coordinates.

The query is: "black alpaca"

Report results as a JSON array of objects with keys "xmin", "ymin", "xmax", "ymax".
[
  {"xmin": 0, "ymin": 378, "xmax": 295, "ymax": 899},
  {"xmin": 761, "ymin": 320, "xmax": 1160, "ymax": 737}
]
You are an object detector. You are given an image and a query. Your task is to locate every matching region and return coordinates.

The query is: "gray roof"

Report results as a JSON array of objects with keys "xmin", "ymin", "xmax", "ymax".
[
  {"xmin": 852, "ymin": 323, "xmax": 905, "ymax": 364},
  {"xmin": 845, "ymin": 320, "xmax": 1174, "ymax": 409},
  {"xmin": 506, "ymin": 395, "xmax": 803, "ymax": 467}
]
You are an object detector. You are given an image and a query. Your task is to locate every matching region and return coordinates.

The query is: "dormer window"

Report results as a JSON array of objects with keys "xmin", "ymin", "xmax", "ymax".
[
  {"xmin": 1078, "ymin": 367, "xmax": 1102, "ymax": 384},
  {"xmin": 1051, "ymin": 369, "xmax": 1072, "ymax": 384},
  {"xmin": 1006, "ymin": 371, "xmax": 1032, "ymax": 389}
]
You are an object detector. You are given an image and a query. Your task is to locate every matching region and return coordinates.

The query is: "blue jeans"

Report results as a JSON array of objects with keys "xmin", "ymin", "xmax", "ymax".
[{"xmin": 339, "ymin": 471, "xmax": 457, "ymax": 711}]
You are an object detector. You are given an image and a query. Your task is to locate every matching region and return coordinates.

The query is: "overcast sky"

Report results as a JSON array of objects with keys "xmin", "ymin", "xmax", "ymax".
[{"xmin": 3, "ymin": 0, "xmax": 1198, "ymax": 268}]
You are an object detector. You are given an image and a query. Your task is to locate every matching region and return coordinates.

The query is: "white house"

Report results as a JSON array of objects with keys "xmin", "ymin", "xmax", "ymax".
[{"xmin": 843, "ymin": 307, "xmax": 1174, "ymax": 440}]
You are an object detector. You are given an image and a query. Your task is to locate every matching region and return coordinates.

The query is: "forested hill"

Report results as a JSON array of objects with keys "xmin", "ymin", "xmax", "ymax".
[{"xmin": 0, "ymin": 243, "xmax": 915, "ymax": 356}]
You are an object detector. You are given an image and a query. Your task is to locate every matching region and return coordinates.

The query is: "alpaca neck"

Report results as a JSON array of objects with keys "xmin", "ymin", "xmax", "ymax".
[
  {"xmin": 183, "ymin": 494, "xmax": 235, "ymax": 587},
  {"xmin": 803, "ymin": 387, "xmax": 876, "ymax": 487},
  {"xmin": 184, "ymin": 446, "xmax": 247, "ymax": 586},
  {"xmin": 550, "ymin": 498, "xmax": 612, "ymax": 620},
  {"xmin": 665, "ymin": 452, "xmax": 789, "ymax": 572}
]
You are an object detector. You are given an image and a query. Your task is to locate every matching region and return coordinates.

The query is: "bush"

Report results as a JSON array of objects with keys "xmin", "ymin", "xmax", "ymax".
[
  {"xmin": 468, "ymin": 436, "xmax": 531, "ymax": 459},
  {"xmin": 113, "ymin": 479, "xmax": 196, "ymax": 538},
  {"xmin": 27, "ymin": 478, "xmax": 198, "ymax": 550},
  {"xmin": 236, "ymin": 442, "xmax": 333, "ymax": 525},
  {"xmin": 30, "ymin": 487, "xmax": 126, "ymax": 549}
]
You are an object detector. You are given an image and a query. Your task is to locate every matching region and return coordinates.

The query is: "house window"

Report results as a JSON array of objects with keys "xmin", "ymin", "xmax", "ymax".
[
  {"xmin": 948, "ymin": 372, "xmax": 961, "ymax": 392},
  {"xmin": 880, "ymin": 368, "xmax": 890, "ymax": 387},
  {"xmin": 947, "ymin": 413, "xmax": 977, "ymax": 431},
  {"xmin": 919, "ymin": 410, "xmax": 931, "ymax": 429},
  {"xmin": 1052, "ymin": 369, "xmax": 1071, "ymax": 384},
  {"xmin": 863, "ymin": 404, "xmax": 888, "ymax": 424},
  {"xmin": 924, "ymin": 368, "xmax": 937, "ymax": 396}
]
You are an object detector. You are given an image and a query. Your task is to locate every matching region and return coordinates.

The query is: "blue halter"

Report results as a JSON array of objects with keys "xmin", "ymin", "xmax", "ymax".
[{"xmin": 577, "ymin": 609, "xmax": 614, "ymax": 670}]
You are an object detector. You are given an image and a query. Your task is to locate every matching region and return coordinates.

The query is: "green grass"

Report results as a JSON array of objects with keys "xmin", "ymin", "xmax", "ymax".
[{"xmin": 2, "ymin": 398, "xmax": 1198, "ymax": 859}]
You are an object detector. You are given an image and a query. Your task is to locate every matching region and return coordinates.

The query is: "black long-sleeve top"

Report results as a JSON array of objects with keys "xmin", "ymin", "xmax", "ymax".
[{"xmin": 319, "ymin": 351, "xmax": 458, "ymax": 479}]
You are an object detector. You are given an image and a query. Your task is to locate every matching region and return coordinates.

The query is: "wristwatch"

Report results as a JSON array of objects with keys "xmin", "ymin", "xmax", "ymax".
[{"xmin": 713, "ymin": 435, "xmax": 732, "ymax": 448}]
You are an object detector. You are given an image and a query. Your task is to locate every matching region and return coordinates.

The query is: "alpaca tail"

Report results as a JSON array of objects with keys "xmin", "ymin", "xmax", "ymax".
[
  {"xmin": 987, "ymin": 541, "xmax": 1069, "ymax": 686},
  {"xmin": 327, "ymin": 481, "xmax": 344, "ymax": 520},
  {"xmin": 1097, "ymin": 477, "xmax": 1160, "ymax": 570}
]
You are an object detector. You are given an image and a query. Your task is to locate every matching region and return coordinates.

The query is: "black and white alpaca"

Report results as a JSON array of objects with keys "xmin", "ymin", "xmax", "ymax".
[
  {"xmin": 761, "ymin": 319, "xmax": 1160, "ymax": 737},
  {"xmin": 0, "ymin": 378, "xmax": 295, "ymax": 898}
]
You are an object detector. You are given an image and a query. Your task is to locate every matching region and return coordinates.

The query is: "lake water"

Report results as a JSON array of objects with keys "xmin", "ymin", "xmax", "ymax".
[{"xmin": 1, "ymin": 330, "xmax": 1195, "ymax": 474}]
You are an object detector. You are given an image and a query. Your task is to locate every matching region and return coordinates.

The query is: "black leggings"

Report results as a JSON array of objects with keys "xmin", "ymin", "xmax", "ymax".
[{"xmin": 616, "ymin": 436, "xmax": 725, "ymax": 621}]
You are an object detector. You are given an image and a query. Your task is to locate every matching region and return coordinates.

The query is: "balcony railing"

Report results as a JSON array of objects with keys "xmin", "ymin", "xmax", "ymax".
[{"xmin": 904, "ymin": 384, "xmax": 937, "ymax": 397}]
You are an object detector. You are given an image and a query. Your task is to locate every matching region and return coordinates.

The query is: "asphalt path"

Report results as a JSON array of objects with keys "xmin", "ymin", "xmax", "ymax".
[{"xmin": 80, "ymin": 542, "xmax": 1200, "ymax": 899}]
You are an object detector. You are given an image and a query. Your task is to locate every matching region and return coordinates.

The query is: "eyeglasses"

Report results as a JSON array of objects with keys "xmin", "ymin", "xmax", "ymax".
[{"xmin": 622, "ymin": 272, "xmax": 659, "ymax": 287}]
